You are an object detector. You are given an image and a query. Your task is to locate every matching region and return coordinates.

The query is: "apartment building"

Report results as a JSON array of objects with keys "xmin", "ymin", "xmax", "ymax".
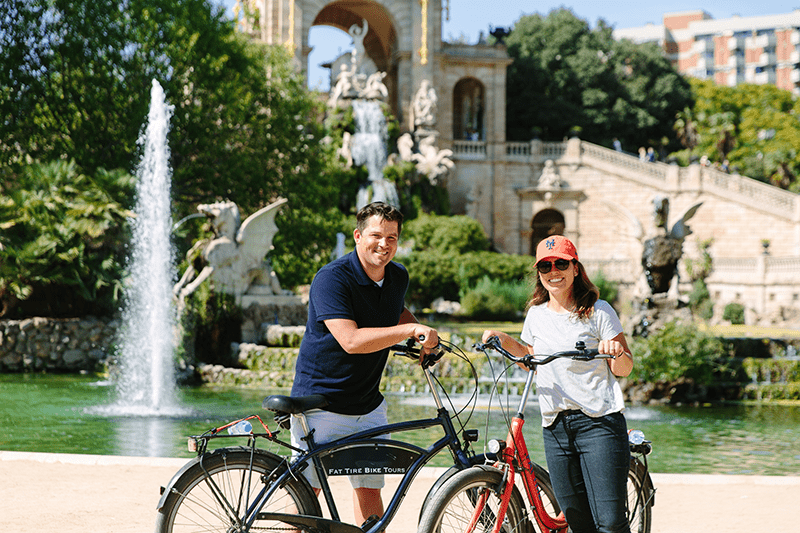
[{"xmin": 614, "ymin": 10, "xmax": 800, "ymax": 94}]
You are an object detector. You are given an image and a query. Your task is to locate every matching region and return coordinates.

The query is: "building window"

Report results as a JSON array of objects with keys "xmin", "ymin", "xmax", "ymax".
[{"xmin": 453, "ymin": 78, "xmax": 485, "ymax": 141}]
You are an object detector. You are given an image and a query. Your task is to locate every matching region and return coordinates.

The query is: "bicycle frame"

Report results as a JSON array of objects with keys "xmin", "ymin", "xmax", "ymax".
[
  {"xmin": 491, "ymin": 362, "xmax": 569, "ymax": 533},
  {"xmin": 266, "ymin": 406, "xmax": 473, "ymax": 533},
  {"xmin": 160, "ymin": 347, "xmax": 478, "ymax": 533},
  {"xmin": 469, "ymin": 337, "xmax": 654, "ymax": 533}
]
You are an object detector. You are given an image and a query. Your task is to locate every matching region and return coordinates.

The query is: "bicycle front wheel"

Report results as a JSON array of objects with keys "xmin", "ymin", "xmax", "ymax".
[
  {"xmin": 156, "ymin": 447, "xmax": 321, "ymax": 533},
  {"xmin": 417, "ymin": 466, "xmax": 531, "ymax": 533},
  {"xmin": 626, "ymin": 457, "xmax": 654, "ymax": 533}
]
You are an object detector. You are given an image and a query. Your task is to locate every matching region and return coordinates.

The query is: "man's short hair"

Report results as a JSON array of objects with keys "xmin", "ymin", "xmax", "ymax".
[{"xmin": 356, "ymin": 202, "xmax": 403, "ymax": 234}]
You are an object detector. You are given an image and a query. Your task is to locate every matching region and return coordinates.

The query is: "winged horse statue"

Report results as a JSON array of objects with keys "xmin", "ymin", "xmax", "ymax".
[{"xmin": 174, "ymin": 198, "xmax": 289, "ymax": 305}]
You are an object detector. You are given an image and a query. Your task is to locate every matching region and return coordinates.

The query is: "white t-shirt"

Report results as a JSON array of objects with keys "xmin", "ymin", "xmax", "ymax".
[{"xmin": 520, "ymin": 300, "xmax": 625, "ymax": 427}]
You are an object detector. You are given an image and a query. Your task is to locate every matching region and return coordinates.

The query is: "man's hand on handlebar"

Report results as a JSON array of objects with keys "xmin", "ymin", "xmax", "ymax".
[{"xmin": 414, "ymin": 328, "xmax": 439, "ymax": 361}]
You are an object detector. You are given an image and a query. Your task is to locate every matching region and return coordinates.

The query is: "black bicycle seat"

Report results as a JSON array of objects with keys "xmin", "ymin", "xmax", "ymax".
[{"xmin": 262, "ymin": 394, "xmax": 329, "ymax": 414}]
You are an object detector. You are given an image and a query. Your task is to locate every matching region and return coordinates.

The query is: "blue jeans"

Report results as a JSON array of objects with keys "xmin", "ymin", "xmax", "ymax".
[{"xmin": 543, "ymin": 410, "xmax": 631, "ymax": 533}]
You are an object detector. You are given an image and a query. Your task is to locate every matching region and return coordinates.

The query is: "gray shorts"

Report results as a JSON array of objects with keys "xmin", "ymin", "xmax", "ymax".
[{"xmin": 290, "ymin": 399, "xmax": 389, "ymax": 489}]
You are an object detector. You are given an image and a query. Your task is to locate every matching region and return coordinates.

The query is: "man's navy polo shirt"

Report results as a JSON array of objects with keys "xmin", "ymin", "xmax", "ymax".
[{"xmin": 291, "ymin": 250, "xmax": 409, "ymax": 415}]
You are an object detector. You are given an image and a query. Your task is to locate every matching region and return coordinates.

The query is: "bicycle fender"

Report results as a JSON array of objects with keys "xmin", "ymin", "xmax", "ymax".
[
  {"xmin": 631, "ymin": 456, "xmax": 656, "ymax": 507},
  {"xmin": 155, "ymin": 447, "xmax": 288, "ymax": 511},
  {"xmin": 418, "ymin": 457, "xmax": 498, "ymax": 520}
]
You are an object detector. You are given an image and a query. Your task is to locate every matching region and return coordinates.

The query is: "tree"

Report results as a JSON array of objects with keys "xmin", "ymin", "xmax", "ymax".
[
  {"xmin": 0, "ymin": 160, "xmax": 134, "ymax": 318},
  {"xmin": 680, "ymin": 78, "xmax": 800, "ymax": 190},
  {"xmin": 674, "ymin": 107, "xmax": 699, "ymax": 155},
  {"xmin": 1, "ymin": 0, "xmax": 348, "ymax": 289},
  {"xmin": 504, "ymin": 8, "xmax": 693, "ymax": 152}
]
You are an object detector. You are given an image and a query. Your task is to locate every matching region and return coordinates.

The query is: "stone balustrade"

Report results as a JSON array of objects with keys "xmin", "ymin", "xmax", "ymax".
[{"xmin": 453, "ymin": 138, "xmax": 800, "ymax": 220}]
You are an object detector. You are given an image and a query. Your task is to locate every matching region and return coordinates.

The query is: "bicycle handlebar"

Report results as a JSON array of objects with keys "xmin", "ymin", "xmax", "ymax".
[
  {"xmin": 473, "ymin": 335, "xmax": 611, "ymax": 369},
  {"xmin": 390, "ymin": 337, "xmax": 451, "ymax": 369}
]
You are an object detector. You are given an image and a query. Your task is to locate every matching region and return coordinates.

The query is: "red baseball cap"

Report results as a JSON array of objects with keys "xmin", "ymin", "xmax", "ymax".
[{"xmin": 535, "ymin": 235, "xmax": 578, "ymax": 264}]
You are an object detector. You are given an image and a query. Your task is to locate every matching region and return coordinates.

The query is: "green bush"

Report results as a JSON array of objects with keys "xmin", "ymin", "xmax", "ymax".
[
  {"xmin": 742, "ymin": 382, "xmax": 800, "ymax": 401},
  {"xmin": 629, "ymin": 321, "xmax": 728, "ymax": 385},
  {"xmin": 459, "ymin": 276, "xmax": 529, "ymax": 320},
  {"xmin": 457, "ymin": 252, "xmax": 535, "ymax": 289},
  {"xmin": 591, "ymin": 270, "xmax": 618, "ymax": 304},
  {"xmin": 0, "ymin": 160, "xmax": 134, "ymax": 318},
  {"xmin": 723, "ymin": 302, "xmax": 746, "ymax": 325},
  {"xmin": 400, "ymin": 250, "xmax": 535, "ymax": 309},
  {"xmin": 399, "ymin": 252, "xmax": 461, "ymax": 307},
  {"xmin": 404, "ymin": 214, "xmax": 489, "ymax": 254},
  {"xmin": 742, "ymin": 356, "xmax": 800, "ymax": 383}
]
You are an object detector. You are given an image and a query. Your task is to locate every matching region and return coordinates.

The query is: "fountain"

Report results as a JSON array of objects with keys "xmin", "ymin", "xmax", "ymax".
[
  {"xmin": 112, "ymin": 80, "xmax": 180, "ymax": 415},
  {"xmin": 352, "ymin": 99, "xmax": 400, "ymax": 208}
]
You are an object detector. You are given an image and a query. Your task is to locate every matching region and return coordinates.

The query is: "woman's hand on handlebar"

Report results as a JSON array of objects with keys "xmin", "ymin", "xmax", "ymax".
[
  {"xmin": 597, "ymin": 339, "xmax": 625, "ymax": 358},
  {"xmin": 481, "ymin": 330, "xmax": 530, "ymax": 359}
]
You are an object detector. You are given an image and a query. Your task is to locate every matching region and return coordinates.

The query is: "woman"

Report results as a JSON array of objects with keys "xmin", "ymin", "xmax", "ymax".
[{"xmin": 483, "ymin": 235, "xmax": 633, "ymax": 533}]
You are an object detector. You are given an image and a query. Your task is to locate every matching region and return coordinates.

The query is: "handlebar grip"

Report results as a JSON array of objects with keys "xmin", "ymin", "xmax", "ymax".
[{"xmin": 421, "ymin": 347, "xmax": 446, "ymax": 369}]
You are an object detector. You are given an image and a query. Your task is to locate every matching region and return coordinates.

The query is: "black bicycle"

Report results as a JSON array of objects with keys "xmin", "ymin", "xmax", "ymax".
[{"xmin": 155, "ymin": 338, "xmax": 484, "ymax": 533}]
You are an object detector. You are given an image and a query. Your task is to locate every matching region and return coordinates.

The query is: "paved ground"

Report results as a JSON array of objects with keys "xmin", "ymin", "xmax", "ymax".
[{"xmin": 2, "ymin": 451, "xmax": 800, "ymax": 533}]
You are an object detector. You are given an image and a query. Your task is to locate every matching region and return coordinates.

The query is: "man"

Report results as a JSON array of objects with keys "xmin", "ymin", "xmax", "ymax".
[{"xmin": 290, "ymin": 202, "xmax": 439, "ymax": 525}]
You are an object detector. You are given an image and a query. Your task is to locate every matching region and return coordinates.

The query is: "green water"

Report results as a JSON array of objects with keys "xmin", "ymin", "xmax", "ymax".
[{"xmin": 2, "ymin": 374, "xmax": 799, "ymax": 476}]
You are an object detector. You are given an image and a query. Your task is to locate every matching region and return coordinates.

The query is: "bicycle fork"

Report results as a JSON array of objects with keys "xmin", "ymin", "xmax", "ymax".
[{"xmin": 506, "ymin": 416, "xmax": 568, "ymax": 533}]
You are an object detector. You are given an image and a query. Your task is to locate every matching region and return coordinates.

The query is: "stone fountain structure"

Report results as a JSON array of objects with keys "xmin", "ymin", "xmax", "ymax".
[{"xmin": 328, "ymin": 19, "xmax": 454, "ymax": 208}]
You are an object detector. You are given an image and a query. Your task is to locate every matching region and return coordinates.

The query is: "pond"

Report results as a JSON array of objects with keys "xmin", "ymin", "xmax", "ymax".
[{"xmin": 2, "ymin": 373, "xmax": 800, "ymax": 476}]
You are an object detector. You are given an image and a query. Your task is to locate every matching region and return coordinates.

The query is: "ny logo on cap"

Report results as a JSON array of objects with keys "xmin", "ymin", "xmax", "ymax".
[{"xmin": 545, "ymin": 238, "xmax": 556, "ymax": 250}]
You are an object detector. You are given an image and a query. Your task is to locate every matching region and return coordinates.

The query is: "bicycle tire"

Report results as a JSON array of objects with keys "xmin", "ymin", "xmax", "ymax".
[
  {"xmin": 155, "ymin": 447, "xmax": 321, "ymax": 533},
  {"xmin": 626, "ymin": 457, "xmax": 654, "ymax": 533},
  {"xmin": 417, "ymin": 466, "xmax": 532, "ymax": 533}
]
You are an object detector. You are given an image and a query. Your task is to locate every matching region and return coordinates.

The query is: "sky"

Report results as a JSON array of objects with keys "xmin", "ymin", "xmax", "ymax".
[{"xmin": 218, "ymin": 1, "xmax": 800, "ymax": 89}]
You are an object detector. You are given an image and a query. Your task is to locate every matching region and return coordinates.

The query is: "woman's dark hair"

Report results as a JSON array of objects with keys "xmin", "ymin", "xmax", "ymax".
[
  {"xmin": 526, "ymin": 260, "xmax": 599, "ymax": 319},
  {"xmin": 356, "ymin": 202, "xmax": 404, "ymax": 234}
]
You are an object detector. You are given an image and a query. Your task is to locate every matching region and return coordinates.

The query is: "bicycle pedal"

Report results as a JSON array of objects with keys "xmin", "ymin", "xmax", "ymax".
[{"xmin": 361, "ymin": 514, "xmax": 380, "ymax": 530}]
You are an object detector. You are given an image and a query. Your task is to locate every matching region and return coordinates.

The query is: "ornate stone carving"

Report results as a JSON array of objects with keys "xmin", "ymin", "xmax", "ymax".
[
  {"xmin": 537, "ymin": 160, "xmax": 567, "ymax": 189},
  {"xmin": 412, "ymin": 79, "xmax": 438, "ymax": 129},
  {"xmin": 173, "ymin": 199, "xmax": 292, "ymax": 305}
]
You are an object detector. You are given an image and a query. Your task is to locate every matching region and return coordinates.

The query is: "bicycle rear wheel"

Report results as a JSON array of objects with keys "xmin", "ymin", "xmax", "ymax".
[
  {"xmin": 417, "ymin": 466, "xmax": 531, "ymax": 533},
  {"xmin": 155, "ymin": 447, "xmax": 321, "ymax": 533},
  {"xmin": 626, "ymin": 457, "xmax": 654, "ymax": 533}
]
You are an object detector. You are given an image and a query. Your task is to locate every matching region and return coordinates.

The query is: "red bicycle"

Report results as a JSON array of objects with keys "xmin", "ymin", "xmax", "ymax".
[{"xmin": 417, "ymin": 335, "xmax": 655, "ymax": 533}]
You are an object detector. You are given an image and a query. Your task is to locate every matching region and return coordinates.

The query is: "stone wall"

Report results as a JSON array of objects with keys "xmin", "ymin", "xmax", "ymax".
[{"xmin": 0, "ymin": 316, "xmax": 118, "ymax": 372}]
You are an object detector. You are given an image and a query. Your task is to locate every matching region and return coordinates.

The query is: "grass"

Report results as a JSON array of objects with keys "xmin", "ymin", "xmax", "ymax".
[{"xmin": 699, "ymin": 323, "xmax": 800, "ymax": 339}]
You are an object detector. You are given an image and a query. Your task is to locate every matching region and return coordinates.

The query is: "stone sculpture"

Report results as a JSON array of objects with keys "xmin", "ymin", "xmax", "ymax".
[
  {"xmin": 411, "ymin": 135, "xmax": 454, "ymax": 183},
  {"xmin": 538, "ymin": 160, "xmax": 566, "ymax": 189},
  {"xmin": 412, "ymin": 80, "xmax": 438, "ymax": 129},
  {"xmin": 362, "ymin": 71, "xmax": 388, "ymax": 100},
  {"xmin": 173, "ymin": 198, "xmax": 290, "ymax": 305},
  {"xmin": 348, "ymin": 20, "xmax": 368, "ymax": 74},
  {"xmin": 640, "ymin": 195, "xmax": 703, "ymax": 295},
  {"xmin": 328, "ymin": 64, "xmax": 356, "ymax": 108}
]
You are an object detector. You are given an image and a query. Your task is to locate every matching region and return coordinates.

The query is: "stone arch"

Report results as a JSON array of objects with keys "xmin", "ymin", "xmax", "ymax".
[
  {"xmin": 530, "ymin": 209, "xmax": 565, "ymax": 255},
  {"xmin": 452, "ymin": 77, "xmax": 485, "ymax": 140},
  {"xmin": 306, "ymin": 0, "xmax": 401, "ymax": 113},
  {"xmin": 310, "ymin": 1, "xmax": 399, "ymax": 73}
]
